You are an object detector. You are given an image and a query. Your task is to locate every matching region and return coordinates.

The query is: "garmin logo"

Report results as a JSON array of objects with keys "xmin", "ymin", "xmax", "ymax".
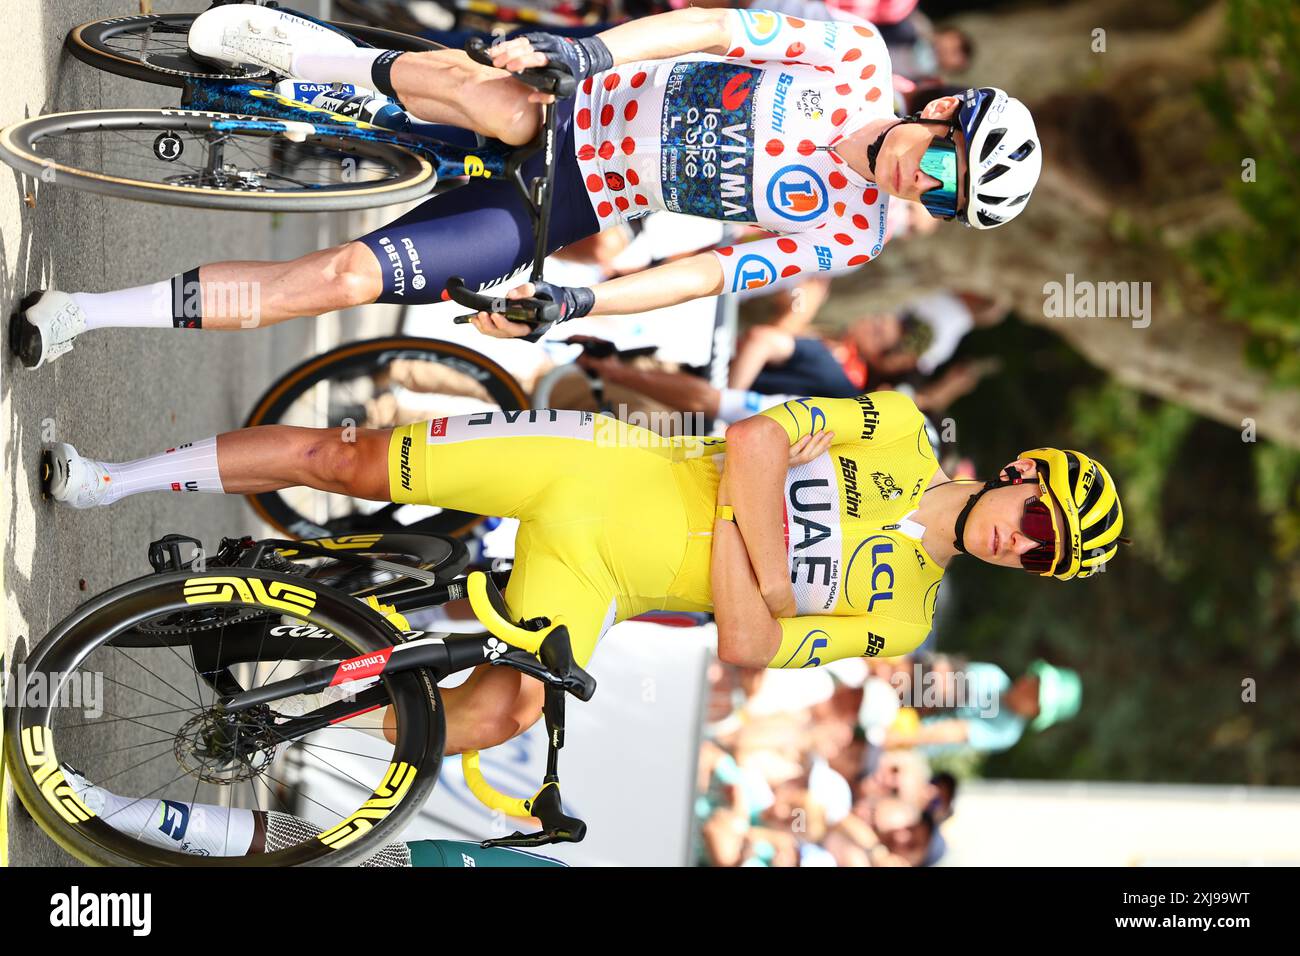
[
  {"xmin": 399, "ymin": 435, "xmax": 413, "ymax": 491},
  {"xmin": 839, "ymin": 456, "xmax": 862, "ymax": 517},
  {"xmin": 50, "ymin": 887, "xmax": 151, "ymax": 936}
]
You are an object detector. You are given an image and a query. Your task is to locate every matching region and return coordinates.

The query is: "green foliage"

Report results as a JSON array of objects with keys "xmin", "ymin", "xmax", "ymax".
[
  {"xmin": 1187, "ymin": 0, "xmax": 1300, "ymax": 384},
  {"xmin": 936, "ymin": 318, "xmax": 1300, "ymax": 786}
]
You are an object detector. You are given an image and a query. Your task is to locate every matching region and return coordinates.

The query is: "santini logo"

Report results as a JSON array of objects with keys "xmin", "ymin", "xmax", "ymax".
[{"xmin": 50, "ymin": 886, "xmax": 151, "ymax": 936}]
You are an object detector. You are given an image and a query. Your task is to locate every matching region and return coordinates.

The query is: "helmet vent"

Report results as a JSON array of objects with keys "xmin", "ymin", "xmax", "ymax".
[
  {"xmin": 977, "ymin": 193, "xmax": 1007, "ymax": 206},
  {"xmin": 979, "ymin": 128, "xmax": 1006, "ymax": 162},
  {"xmin": 1008, "ymin": 192, "xmax": 1032, "ymax": 206},
  {"xmin": 976, "ymin": 210, "xmax": 1006, "ymax": 227},
  {"xmin": 1008, "ymin": 140, "xmax": 1036, "ymax": 162},
  {"xmin": 978, "ymin": 163, "xmax": 1010, "ymax": 185}
]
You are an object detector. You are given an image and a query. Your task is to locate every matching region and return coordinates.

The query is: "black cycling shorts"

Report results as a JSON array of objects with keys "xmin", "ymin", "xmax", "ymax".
[{"xmin": 357, "ymin": 100, "xmax": 599, "ymax": 304}]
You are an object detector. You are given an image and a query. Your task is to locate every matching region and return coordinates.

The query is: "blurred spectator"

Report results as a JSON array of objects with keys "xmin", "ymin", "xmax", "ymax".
[
  {"xmin": 903, "ymin": 290, "xmax": 1010, "ymax": 376},
  {"xmin": 697, "ymin": 658, "xmax": 954, "ymax": 866},
  {"xmin": 886, "ymin": 658, "xmax": 1083, "ymax": 755},
  {"xmin": 927, "ymin": 770, "xmax": 958, "ymax": 824}
]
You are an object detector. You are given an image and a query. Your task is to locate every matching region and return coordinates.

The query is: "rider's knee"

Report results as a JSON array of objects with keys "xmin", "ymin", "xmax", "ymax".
[
  {"xmin": 321, "ymin": 243, "xmax": 381, "ymax": 307},
  {"xmin": 470, "ymin": 678, "xmax": 544, "ymax": 750},
  {"xmin": 487, "ymin": 100, "xmax": 539, "ymax": 147},
  {"xmin": 303, "ymin": 431, "xmax": 364, "ymax": 487}
]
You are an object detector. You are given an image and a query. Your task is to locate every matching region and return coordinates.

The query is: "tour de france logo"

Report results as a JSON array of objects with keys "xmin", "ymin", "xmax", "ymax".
[{"xmin": 768, "ymin": 164, "xmax": 829, "ymax": 222}]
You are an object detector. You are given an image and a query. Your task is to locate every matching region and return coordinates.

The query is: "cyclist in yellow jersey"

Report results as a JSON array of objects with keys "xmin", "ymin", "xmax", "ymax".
[{"xmin": 44, "ymin": 393, "xmax": 1124, "ymax": 755}]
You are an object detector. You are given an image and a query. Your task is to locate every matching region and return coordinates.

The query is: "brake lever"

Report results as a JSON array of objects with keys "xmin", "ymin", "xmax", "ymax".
[
  {"xmin": 464, "ymin": 37, "xmax": 577, "ymax": 99},
  {"xmin": 446, "ymin": 276, "xmax": 561, "ymax": 327}
]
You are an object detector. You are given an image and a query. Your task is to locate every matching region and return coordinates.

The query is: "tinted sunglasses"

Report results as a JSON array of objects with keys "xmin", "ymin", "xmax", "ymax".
[
  {"xmin": 866, "ymin": 119, "xmax": 963, "ymax": 219},
  {"xmin": 916, "ymin": 132, "xmax": 961, "ymax": 219},
  {"xmin": 1018, "ymin": 493, "xmax": 1059, "ymax": 573}
]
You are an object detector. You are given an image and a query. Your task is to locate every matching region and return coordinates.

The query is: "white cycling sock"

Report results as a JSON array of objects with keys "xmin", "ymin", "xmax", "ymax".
[
  {"xmin": 93, "ymin": 437, "xmax": 224, "ymax": 505},
  {"xmin": 63, "ymin": 768, "xmax": 256, "ymax": 856},
  {"xmin": 73, "ymin": 281, "xmax": 171, "ymax": 331},
  {"xmin": 73, "ymin": 269, "xmax": 209, "ymax": 331},
  {"xmin": 291, "ymin": 47, "xmax": 388, "ymax": 90}
]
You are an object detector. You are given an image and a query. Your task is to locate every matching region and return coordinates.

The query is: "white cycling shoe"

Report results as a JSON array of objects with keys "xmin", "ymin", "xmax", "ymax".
[
  {"xmin": 10, "ymin": 290, "xmax": 86, "ymax": 370},
  {"xmin": 187, "ymin": 4, "xmax": 355, "ymax": 75},
  {"xmin": 44, "ymin": 442, "xmax": 113, "ymax": 509}
]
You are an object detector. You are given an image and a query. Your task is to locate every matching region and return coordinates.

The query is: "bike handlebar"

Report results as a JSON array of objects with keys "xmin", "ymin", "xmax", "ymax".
[
  {"xmin": 446, "ymin": 276, "xmax": 561, "ymax": 329},
  {"xmin": 465, "ymin": 37, "xmax": 578, "ymax": 99}
]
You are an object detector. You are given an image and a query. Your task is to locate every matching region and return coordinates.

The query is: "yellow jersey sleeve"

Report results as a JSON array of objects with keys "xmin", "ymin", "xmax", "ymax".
[
  {"xmin": 759, "ymin": 392, "xmax": 925, "ymax": 447},
  {"xmin": 769, "ymin": 613, "xmax": 930, "ymax": 669}
]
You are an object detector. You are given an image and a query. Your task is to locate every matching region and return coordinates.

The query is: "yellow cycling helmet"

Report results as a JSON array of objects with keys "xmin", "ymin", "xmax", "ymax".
[{"xmin": 1018, "ymin": 447, "xmax": 1124, "ymax": 580}]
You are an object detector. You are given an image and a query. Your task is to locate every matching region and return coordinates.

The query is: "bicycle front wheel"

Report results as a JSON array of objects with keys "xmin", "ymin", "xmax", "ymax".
[
  {"xmin": 244, "ymin": 337, "xmax": 529, "ymax": 540},
  {"xmin": 67, "ymin": 12, "xmax": 443, "ymax": 88},
  {"xmin": 0, "ymin": 109, "xmax": 435, "ymax": 212},
  {"xmin": 4, "ymin": 569, "xmax": 444, "ymax": 867}
]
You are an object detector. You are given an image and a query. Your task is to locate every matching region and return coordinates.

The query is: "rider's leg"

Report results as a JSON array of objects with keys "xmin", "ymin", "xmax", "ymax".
[
  {"xmin": 15, "ymin": 96, "xmax": 593, "ymax": 367},
  {"xmin": 73, "ymin": 243, "xmax": 382, "ymax": 333},
  {"xmin": 388, "ymin": 52, "xmax": 542, "ymax": 145},
  {"xmin": 439, "ymin": 664, "xmax": 545, "ymax": 755},
  {"xmin": 290, "ymin": 49, "xmax": 542, "ymax": 145},
  {"xmin": 45, "ymin": 425, "xmax": 392, "ymax": 509}
]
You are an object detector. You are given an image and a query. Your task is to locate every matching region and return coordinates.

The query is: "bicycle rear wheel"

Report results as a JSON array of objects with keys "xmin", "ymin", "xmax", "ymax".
[
  {"xmin": 4, "ymin": 569, "xmax": 444, "ymax": 866},
  {"xmin": 124, "ymin": 531, "xmax": 470, "ymax": 639},
  {"xmin": 67, "ymin": 11, "xmax": 442, "ymax": 88},
  {"xmin": 243, "ymin": 337, "xmax": 529, "ymax": 540},
  {"xmin": 0, "ymin": 109, "xmax": 435, "ymax": 212}
]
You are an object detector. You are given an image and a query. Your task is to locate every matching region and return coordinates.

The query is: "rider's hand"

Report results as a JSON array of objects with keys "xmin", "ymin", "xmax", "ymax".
[
  {"xmin": 789, "ymin": 430, "xmax": 834, "ymax": 467},
  {"xmin": 466, "ymin": 283, "xmax": 543, "ymax": 340},
  {"xmin": 523, "ymin": 32, "xmax": 612, "ymax": 82},
  {"xmin": 466, "ymin": 281, "xmax": 595, "ymax": 343},
  {"xmin": 485, "ymin": 37, "xmax": 556, "ymax": 104}
]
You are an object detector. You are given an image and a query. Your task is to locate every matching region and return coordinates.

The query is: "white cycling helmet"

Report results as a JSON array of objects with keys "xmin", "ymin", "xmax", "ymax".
[{"xmin": 956, "ymin": 87, "xmax": 1042, "ymax": 229}]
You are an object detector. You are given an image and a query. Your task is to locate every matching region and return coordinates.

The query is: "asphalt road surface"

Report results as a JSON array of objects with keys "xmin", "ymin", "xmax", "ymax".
[{"xmin": 1, "ymin": 0, "xmax": 388, "ymax": 864}]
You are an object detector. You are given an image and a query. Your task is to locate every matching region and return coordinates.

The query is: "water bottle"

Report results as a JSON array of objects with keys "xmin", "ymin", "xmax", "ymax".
[{"xmin": 274, "ymin": 80, "xmax": 410, "ymax": 132}]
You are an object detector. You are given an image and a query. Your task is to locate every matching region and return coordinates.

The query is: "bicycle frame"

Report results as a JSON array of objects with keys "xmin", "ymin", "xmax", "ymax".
[
  {"xmin": 182, "ymin": 78, "xmax": 520, "ymax": 183},
  {"xmin": 143, "ymin": 531, "xmax": 593, "ymax": 847}
]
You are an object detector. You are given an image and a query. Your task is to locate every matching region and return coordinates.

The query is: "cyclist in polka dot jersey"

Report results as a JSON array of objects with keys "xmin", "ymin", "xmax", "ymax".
[
  {"xmin": 12, "ymin": 6, "xmax": 1044, "ymax": 372},
  {"xmin": 471, "ymin": 7, "xmax": 1043, "ymax": 339},
  {"xmin": 570, "ymin": 9, "xmax": 893, "ymax": 294}
]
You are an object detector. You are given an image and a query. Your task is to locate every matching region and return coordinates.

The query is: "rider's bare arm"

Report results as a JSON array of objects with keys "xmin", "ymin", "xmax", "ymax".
[
  {"xmin": 721, "ymin": 415, "xmax": 805, "ymax": 618},
  {"xmin": 710, "ymin": 509, "xmax": 783, "ymax": 669},
  {"xmin": 489, "ymin": 9, "xmax": 730, "ymax": 75},
  {"xmin": 468, "ymin": 254, "xmax": 724, "ymax": 336}
]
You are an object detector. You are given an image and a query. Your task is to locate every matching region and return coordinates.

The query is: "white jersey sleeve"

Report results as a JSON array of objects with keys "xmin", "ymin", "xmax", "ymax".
[
  {"xmin": 721, "ymin": 9, "xmax": 890, "ymax": 72},
  {"xmin": 712, "ymin": 214, "xmax": 885, "ymax": 296}
]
